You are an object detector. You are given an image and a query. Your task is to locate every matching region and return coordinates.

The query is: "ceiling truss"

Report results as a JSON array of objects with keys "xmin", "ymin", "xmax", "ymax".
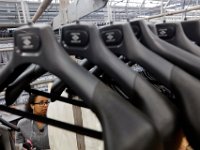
[{"xmin": 0, "ymin": 0, "xmax": 200, "ymax": 26}]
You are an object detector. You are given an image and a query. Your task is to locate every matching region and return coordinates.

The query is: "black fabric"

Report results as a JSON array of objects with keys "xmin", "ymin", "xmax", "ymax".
[
  {"xmin": 0, "ymin": 23, "xmax": 163, "ymax": 150},
  {"xmin": 92, "ymin": 81, "xmax": 162, "ymax": 150}
]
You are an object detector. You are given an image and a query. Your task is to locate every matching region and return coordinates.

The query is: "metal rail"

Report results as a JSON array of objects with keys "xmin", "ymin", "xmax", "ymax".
[
  {"xmin": 32, "ymin": 0, "xmax": 53, "ymax": 23},
  {"xmin": 0, "ymin": 24, "xmax": 25, "ymax": 28},
  {"xmin": 146, "ymin": 4, "xmax": 200, "ymax": 20}
]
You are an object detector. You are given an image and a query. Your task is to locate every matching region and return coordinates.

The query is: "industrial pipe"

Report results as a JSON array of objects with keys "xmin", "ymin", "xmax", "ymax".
[{"xmin": 32, "ymin": 0, "xmax": 53, "ymax": 23}]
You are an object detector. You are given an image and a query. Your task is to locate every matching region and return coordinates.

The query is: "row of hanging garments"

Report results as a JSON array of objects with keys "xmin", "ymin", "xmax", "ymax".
[{"xmin": 0, "ymin": 18, "xmax": 200, "ymax": 150}]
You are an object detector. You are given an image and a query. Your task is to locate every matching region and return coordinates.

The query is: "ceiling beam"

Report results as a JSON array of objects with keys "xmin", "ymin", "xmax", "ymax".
[
  {"xmin": 32, "ymin": 0, "xmax": 53, "ymax": 23},
  {"xmin": 139, "ymin": 0, "xmax": 146, "ymax": 8}
]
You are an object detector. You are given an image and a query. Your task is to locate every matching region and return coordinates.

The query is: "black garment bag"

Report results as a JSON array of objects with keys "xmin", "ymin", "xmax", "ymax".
[
  {"xmin": 4, "ymin": 62, "xmax": 88, "ymax": 108},
  {"xmin": 100, "ymin": 21, "xmax": 200, "ymax": 150},
  {"xmin": 100, "ymin": 22, "xmax": 173, "ymax": 89},
  {"xmin": 51, "ymin": 60, "xmax": 115, "ymax": 101},
  {"xmin": 5, "ymin": 59, "xmax": 93, "ymax": 104},
  {"xmin": 0, "ymin": 23, "xmax": 161, "ymax": 150},
  {"xmin": 5, "ymin": 64, "xmax": 46, "ymax": 102},
  {"xmin": 5, "ymin": 58, "xmax": 96, "ymax": 108},
  {"xmin": 60, "ymin": 22, "xmax": 178, "ymax": 149},
  {"xmin": 0, "ymin": 64, "xmax": 30, "ymax": 93},
  {"xmin": 131, "ymin": 19, "xmax": 200, "ymax": 80},
  {"xmin": 50, "ymin": 58, "xmax": 96, "ymax": 101},
  {"xmin": 181, "ymin": 19, "xmax": 200, "ymax": 46},
  {"xmin": 155, "ymin": 22, "xmax": 200, "ymax": 56}
]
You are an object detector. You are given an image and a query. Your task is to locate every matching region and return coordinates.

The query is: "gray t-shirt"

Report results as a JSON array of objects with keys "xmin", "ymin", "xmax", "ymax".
[{"xmin": 15, "ymin": 118, "xmax": 50, "ymax": 150}]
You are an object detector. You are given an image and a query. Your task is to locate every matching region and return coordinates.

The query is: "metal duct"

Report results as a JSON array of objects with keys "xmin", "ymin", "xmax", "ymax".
[{"xmin": 32, "ymin": 0, "xmax": 53, "ymax": 23}]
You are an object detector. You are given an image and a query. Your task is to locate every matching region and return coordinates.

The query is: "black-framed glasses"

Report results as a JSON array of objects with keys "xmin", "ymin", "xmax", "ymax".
[{"xmin": 33, "ymin": 101, "xmax": 50, "ymax": 106}]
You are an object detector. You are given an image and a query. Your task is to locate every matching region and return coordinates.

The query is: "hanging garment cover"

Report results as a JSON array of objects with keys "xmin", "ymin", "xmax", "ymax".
[
  {"xmin": 181, "ymin": 20, "xmax": 200, "ymax": 46},
  {"xmin": 5, "ymin": 64, "xmax": 46, "ymax": 101},
  {"xmin": 131, "ymin": 19, "xmax": 200, "ymax": 80},
  {"xmin": 0, "ymin": 23, "xmax": 162, "ymax": 150},
  {"xmin": 100, "ymin": 21, "xmax": 200, "ymax": 150},
  {"xmin": 155, "ymin": 22, "xmax": 200, "ymax": 56},
  {"xmin": 60, "ymin": 22, "xmax": 179, "ymax": 150}
]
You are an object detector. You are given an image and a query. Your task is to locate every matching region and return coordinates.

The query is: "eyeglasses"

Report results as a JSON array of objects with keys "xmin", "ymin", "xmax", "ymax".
[{"xmin": 33, "ymin": 101, "xmax": 50, "ymax": 106}]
